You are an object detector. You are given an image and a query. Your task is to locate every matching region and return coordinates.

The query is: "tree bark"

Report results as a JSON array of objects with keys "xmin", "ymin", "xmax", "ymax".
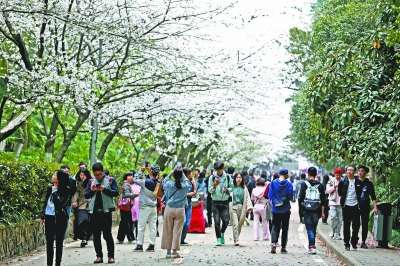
[
  {"xmin": 97, "ymin": 120, "xmax": 127, "ymax": 161},
  {"xmin": 0, "ymin": 103, "xmax": 35, "ymax": 142},
  {"xmin": 54, "ymin": 111, "xmax": 90, "ymax": 163}
]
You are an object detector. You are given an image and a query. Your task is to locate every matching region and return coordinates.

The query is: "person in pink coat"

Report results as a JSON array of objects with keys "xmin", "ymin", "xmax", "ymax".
[
  {"xmin": 131, "ymin": 174, "xmax": 141, "ymax": 243},
  {"xmin": 251, "ymin": 178, "xmax": 270, "ymax": 241},
  {"xmin": 326, "ymin": 168, "xmax": 343, "ymax": 240}
]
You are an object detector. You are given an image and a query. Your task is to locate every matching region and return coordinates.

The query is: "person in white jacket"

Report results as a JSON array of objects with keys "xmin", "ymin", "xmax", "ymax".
[{"xmin": 326, "ymin": 168, "xmax": 343, "ymax": 240}]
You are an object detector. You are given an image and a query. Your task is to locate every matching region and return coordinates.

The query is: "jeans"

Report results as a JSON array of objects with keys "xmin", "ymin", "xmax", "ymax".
[
  {"xmin": 181, "ymin": 205, "xmax": 192, "ymax": 243},
  {"xmin": 45, "ymin": 214, "xmax": 68, "ymax": 266},
  {"xmin": 304, "ymin": 211, "xmax": 320, "ymax": 247},
  {"xmin": 343, "ymin": 205, "xmax": 360, "ymax": 246},
  {"xmin": 271, "ymin": 212, "xmax": 290, "ymax": 248},
  {"xmin": 91, "ymin": 211, "xmax": 115, "ymax": 258},
  {"xmin": 117, "ymin": 210, "xmax": 134, "ymax": 242},
  {"xmin": 360, "ymin": 205, "xmax": 370, "ymax": 242},
  {"xmin": 212, "ymin": 201, "xmax": 230, "ymax": 238},
  {"xmin": 329, "ymin": 205, "xmax": 342, "ymax": 236}
]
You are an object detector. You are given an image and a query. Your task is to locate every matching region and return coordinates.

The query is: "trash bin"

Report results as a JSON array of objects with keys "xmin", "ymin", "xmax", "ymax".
[{"xmin": 373, "ymin": 202, "xmax": 393, "ymax": 248}]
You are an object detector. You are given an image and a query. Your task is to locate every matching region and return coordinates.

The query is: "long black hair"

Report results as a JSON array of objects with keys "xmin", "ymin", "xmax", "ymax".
[
  {"xmin": 173, "ymin": 170, "xmax": 183, "ymax": 189},
  {"xmin": 77, "ymin": 168, "xmax": 91, "ymax": 188},
  {"xmin": 57, "ymin": 170, "xmax": 70, "ymax": 197}
]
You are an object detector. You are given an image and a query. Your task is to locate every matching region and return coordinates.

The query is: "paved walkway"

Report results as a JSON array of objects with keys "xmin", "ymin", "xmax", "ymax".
[
  {"xmin": 317, "ymin": 214, "xmax": 400, "ymax": 266},
  {"xmin": 11, "ymin": 202, "xmax": 400, "ymax": 265}
]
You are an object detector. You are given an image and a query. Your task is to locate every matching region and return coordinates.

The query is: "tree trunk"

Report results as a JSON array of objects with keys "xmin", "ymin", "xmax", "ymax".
[
  {"xmin": 44, "ymin": 113, "xmax": 61, "ymax": 162},
  {"xmin": 55, "ymin": 111, "xmax": 90, "ymax": 163},
  {"xmin": 0, "ymin": 103, "xmax": 35, "ymax": 141},
  {"xmin": 97, "ymin": 120, "xmax": 127, "ymax": 161}
]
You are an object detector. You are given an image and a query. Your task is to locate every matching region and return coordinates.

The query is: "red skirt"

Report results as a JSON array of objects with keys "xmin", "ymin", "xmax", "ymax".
[{"xmin": 188, "ymin": 201, "xmax": 206, "ymax": 233}]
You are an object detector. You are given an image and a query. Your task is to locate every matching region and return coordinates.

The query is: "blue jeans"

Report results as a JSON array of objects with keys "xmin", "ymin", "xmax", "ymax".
[
  {"xmin": 304, "ymin": 211, "xmax": 320, "ymax": 247},
  {"xmin": 181, "ymin": 205, "xmax": 192, "ymax": 243}
]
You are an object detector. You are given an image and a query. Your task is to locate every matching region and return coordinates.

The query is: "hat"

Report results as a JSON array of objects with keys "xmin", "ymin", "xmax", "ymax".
[
  {"xmin": 213, "ymin": 161, "xmax": 224, "ymax": 170},
  {"xmin": 150, "ymin": 164, "xmax": 160, "ymax": 174},
  {"xmin": 278, "ymin": 168, "xmax": 288, "ymax": 175},
  {"xmin": 333, "ymin": 168, "xmax": 343, "ymax": 175}
]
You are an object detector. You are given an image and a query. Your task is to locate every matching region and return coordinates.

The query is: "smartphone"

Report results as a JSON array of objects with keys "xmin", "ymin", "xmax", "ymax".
[
  {"xmin": 177, "ymin": 162, "xmax": 182, "ymax": 170},
  {"xmin": 96, "ymin": 184, "xmax": 101, "ymax": 187},
  {"xmin": 145, "ymin": 161, "xmax": 149, "ymax": 167}
]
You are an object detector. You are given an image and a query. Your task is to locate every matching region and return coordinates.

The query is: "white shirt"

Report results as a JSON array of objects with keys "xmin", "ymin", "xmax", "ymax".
[{"xmin": 345, "ymin": 179, "xmax": 358, "ymax": 206}]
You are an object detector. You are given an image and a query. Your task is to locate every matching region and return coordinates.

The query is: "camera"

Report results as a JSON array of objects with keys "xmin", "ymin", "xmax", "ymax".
[{"xmin": 177, "ymin": 162, "xmax": 182, "ymax": 170}]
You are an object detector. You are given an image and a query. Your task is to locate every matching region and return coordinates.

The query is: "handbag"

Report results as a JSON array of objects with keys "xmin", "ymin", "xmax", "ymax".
[
  {"xmin": 264, "ymin": 200, "xmax": 272, "ymax": 220},
  {"xmin": 153, "ymin": 181, "xmax": 164, "ymax": 198},
  {"xmin": 117, "ymin": 183, "xmax": 133, "ymax": 211}
]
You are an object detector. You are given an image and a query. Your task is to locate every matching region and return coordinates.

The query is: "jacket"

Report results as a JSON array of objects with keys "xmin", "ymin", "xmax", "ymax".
[
  {"xmin": 268, "ymin": 178, "xmax": 293, "ymax": 213},
  {"xmin": 162, "ymin": 175, "xmax": 191, "ymax": 208},
  {"xmin": 84, "ymin": 175, "xmax": 119, "ymax": 213},
  {"xmin": 326, "ymin": 178, "xmax": 341, "ymax": 206},
  {"xmin": 338, "ymin": 176, "xmax": 362, "ymax": 208},
  {"xmin": 232, "ymin": 186, "xmax": 253, "ymax": 235},
  {"xmin": 41, "ymin": 184, "xmax": 71, "ymax": 220},
  {"xmin": 208, "ymin": 171, "xmax": 234, "ymax": 202},
  {"xmin": 359, "ymin": 178, "xmax": 377, "ymax": 209},
  {"xmin": 298, "ymin": 179, "xmax": 325, "ymax": 214},
  {"xmin": 133, "ymin": 170, "xmax": 158, "ymax": 207},
  {"xmin": 73, "ymin": 180, "xmax": 90, "ymax": 210}
]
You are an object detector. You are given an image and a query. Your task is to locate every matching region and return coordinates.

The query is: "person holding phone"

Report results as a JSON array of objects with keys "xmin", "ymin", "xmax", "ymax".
[{"xmin": 84, "ymin": 163, "xmax": 119, "ymax": 264}]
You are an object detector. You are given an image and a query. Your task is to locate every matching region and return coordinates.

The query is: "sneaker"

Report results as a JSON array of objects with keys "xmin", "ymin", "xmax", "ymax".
[
  {"xmin": 146, "ymin": 244, "xmax": 155, "ymax": 252},
  {"xmin": 360, "ymin": 242, "xmax": 368, "ymax": 249},
  {"xmin": 276, "ymin": 242, "xmax": 281, "ymax": 247},
  {"xmin": 116, "ymin": 240, "xmax": 123, "ymax": 244},
  {"xmin": 329, "ymin": 232, "xmax": 334, "ymax": 238},
  {"xmin": 170, "ymin": 253, "xmax": 182, "ymax": 259},
  {"xmin": 166, "ymin": 252, "xmax": 172, "ymax": 258},
  {"xmin": 344, "ymin": 244, "xmax": 350, "ymax": 251},
  {"xmin": 234, "ymin": 240, "xmax": 239, "ymax": 246},
  {"xmin": 133, "ymin": 244, "xmax": 143, "ymax": 252},
  {"xmin": 254, "ymin": 238, "xmax": 259, "ymax": 241},
  {"xmin": 216, "ymin": 238, "xmax": 222, "ymax": 246},
  {"xmin": 180, "ymin": 242, "xmax": 189, "ymax": 246},
  {"xmin": 281, "ymin": 247, "xmax": 288, "ymax": 253},
  {"xmin": 307, "ymin": 246, "xmax": 316, "ymax": 254},
  {"xmin": 221, "ymin": 234, "xmax": 225, "ymax": 245},
  {"xmin": 80, "ymin": 240, "xmax": 87, "ymax": 247},
  {"xmin": 271, "ymin": 243, "xmax": 277, "ymax": 254},
  {"xmin": 334, "ymin": 234, "xmax": 342, "ymax": 240},
  {"xmin": 352, "ymin": 244, "xmax": 357, "ymax": 250}
]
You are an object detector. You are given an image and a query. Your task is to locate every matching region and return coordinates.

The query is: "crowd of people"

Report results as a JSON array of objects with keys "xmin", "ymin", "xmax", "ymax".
[{"xmin": 40, "ymin": 161, "xmax": 377, "ymax": 265}]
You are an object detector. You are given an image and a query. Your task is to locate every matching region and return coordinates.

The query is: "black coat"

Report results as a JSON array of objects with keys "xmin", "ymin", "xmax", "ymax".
[
  {"xmin": 41, "ymin": 184, "xmax": 71, "ymax": 220},
  {"xmin": 338, "ymin": 176, "xmax": 362, "ymax": 208}
]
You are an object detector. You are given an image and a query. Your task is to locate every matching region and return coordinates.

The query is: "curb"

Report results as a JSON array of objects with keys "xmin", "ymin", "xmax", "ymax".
[{"xmin": 317, "ymin": 226, "xmax": 363, "ymax": 266}]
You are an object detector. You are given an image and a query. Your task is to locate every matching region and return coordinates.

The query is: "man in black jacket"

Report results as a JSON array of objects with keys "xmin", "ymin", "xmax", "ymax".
[
  {"xmin": 357, "ymin": 165, "xmax": 378, "ymax": 249},
  {"xmin": 338, "ymin": 165, "xmax": 362, "ymax": 251}
]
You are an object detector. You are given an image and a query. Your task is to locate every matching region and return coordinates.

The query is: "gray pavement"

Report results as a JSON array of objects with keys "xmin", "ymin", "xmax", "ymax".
[
  {"xmin": 317, "ymin": 214, "xmax": 400, "ymax": 266},
  {"xmin": 5, "ymin": 203, "xmax": 344, "ymax": 266}
]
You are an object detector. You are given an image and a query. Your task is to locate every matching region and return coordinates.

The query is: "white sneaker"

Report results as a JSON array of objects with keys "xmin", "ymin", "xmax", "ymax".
[
  {"xmin": 334, "ymin": 234, "xmax": 342, "ymax": 240},
  {"xmin": 329, "ymin": 232, "xmax": 334, "ymax": 238},
  {"xmin": 170, "ymin": 253, "xmax": 182, "ymax": 258},
  {"xmin": 308, "ymin": 246, "xmax": 317, "ymax": 254}
]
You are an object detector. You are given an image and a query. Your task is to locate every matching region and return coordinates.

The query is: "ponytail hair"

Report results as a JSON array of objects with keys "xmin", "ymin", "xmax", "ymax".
[{"xmin": 173, "ymin": 169, "xmax": 183, "ymax": 189}]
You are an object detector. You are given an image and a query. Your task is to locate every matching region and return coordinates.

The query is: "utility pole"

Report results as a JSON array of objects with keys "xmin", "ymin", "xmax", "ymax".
[{"xmin": 90, "ymin": 38, "xmax": 103, "ymax": 167}]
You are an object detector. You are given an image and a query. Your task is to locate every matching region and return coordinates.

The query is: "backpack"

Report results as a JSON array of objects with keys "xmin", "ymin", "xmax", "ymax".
[{"xmin": 303, "ymin": 181, "xmax": 321, "ymax": 211}]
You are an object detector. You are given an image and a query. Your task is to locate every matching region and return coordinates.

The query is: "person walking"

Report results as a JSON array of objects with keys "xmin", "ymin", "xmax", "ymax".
[
  {"xmin": 132, "ymin": 164, "xmax": 160, "ymax": 252},
  {"xmin": 321, "ymin": 175, "xmax": 330, "ymax": 224},
  {"xmin": 84, "ymin": 162, "xmax": 119, "ymax": 264},
  {"xmin": 72, "ymin": 168, "xmax": 91, "ymax": 247},
  {"xmin": 338, "ymin": 165, "xmax": 362, "ymax": 251},
  {"xmin": 251, "ymin": 178, "xmax": 270, "ymax": 241},
  {"xmin": 326, "ymin": 168, "xmax": 343, "ymax": 240},
  {"xmin": 208, "ymin": 161, "xmax": 234, "ymax": 246},
  {"xmin": 297, "ymin": 174, "xmax": 306, "ymax": 223},
  {"xmin": 161, "ymin": 166, "xmax": 191, "ymax": 258},
  {"xmin": 298, "ymin": 167, "xmax": 325, "ymax": 254},
  {"xmin": 116, "ymin": 172, "xmax": 139, "ymax": 244},
  {"xmin": 268, "ymin": 168, "xmax": 293, "ymax": 254},
  {"xmin": 357, "ymin": 165, "xmax": 378, "ymax": 248},
  {"xmin": 41, "ymin": 170, "xmax": 71, "ymax": 266},
  {"xmin": 231, "ymin": 172, "xmax": 253, "ymax": 246},
  {"xmin": 180, "ymin": 167, "xmax": 197, "ymax": 246}
]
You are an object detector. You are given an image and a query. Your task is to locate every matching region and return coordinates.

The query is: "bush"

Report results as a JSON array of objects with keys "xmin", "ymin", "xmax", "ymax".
[
  {"xmin": 391, "ymin": 229, "xmax": 400, "ymax": 247},
  {"xmin": 0, "ymin": 159, "xmax": 59, "ymax": 225}
]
